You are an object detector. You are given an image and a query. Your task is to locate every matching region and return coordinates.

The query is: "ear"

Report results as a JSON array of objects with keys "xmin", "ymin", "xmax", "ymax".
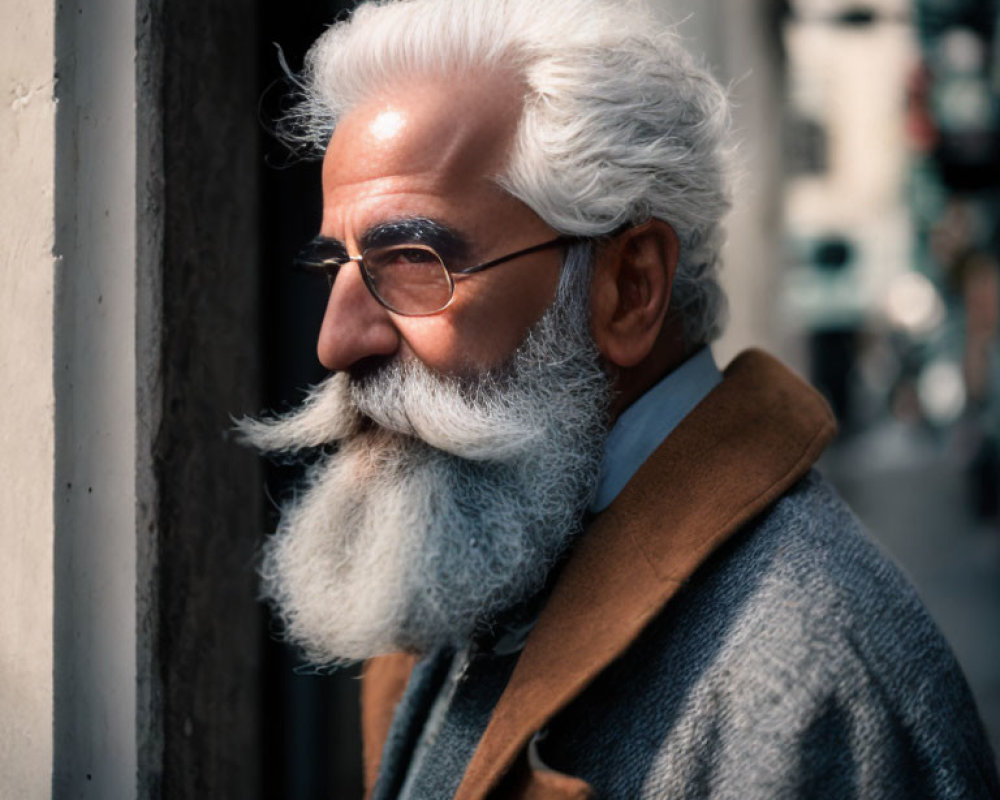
[{"xmin": 589, "ymin": 219, "xmax": 679, "ymax": 368}]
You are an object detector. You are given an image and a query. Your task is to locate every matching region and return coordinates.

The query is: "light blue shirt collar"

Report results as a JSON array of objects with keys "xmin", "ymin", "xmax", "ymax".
[{"xmin": 590, "ymin": 347, "xmax": 722, "ymax": 513}]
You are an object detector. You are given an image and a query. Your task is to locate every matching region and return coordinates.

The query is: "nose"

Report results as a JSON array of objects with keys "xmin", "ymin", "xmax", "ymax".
[{"xmin": 316, "ymin": 260, "xmax": 401, "ymax": 371}]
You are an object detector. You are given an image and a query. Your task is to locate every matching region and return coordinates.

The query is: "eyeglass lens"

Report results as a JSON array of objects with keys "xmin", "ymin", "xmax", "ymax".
[{"xmin": 364, "ymin": 245, "xmax": 454, "ymax": 315}]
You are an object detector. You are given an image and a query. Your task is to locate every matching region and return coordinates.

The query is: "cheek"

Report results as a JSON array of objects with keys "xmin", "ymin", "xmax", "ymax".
[
  {"xmin": 396, "ymin": 312, "xmax": 526, "ymax": 374},
  {"xmin": 397, "ymin": 266, "xmax": 562, "ymax": 373},
  {"xmin": 394, "ymin": 316, "xmax": 470, "ymax": 372}
]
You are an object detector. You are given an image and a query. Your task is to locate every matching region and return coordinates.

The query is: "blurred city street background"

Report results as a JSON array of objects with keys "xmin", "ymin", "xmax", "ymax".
[
  {"xmin": 698, "ymin": 0, "xmax": 1000, "ymax": 756},
  {"xmin": 824, "ymin": 425, "xmax": 1000, "ymax": 752}
]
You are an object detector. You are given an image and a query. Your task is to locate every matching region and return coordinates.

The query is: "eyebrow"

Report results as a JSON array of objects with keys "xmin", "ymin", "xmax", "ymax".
[
  {"xmin": 313, "ymin": 217, "xmax": 471, "ymax": 263},
  {"xmin": 362, "ymin": 217, "xmax": 471, "ymax": 262}
]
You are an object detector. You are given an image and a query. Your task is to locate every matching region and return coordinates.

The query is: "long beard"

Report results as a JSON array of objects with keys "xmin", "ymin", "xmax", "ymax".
[{"xmin": 238, "ymin": 247, "xmax": 612, "ymax": 665}]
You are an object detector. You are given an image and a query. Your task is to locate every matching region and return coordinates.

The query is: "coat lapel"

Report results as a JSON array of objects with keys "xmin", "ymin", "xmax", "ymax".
[
  {"xmin": 454, "ymin": 350, "xmax": 836, "ymax": 799},
  {"xmin": 361, "ymin": 653, "xmax": 419, "ymax": 798}
]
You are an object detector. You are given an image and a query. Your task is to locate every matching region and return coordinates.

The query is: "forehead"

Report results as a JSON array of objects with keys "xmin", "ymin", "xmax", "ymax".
[{"xmin": 321, "ymin": 72, "xmax": 526, "ymax": 233}]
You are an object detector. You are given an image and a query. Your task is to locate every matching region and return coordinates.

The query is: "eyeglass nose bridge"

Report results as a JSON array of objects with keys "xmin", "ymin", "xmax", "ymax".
[
  {"xmin": 330, "ymin": 253, "xmax": 376, "ymax": 297},
  {"xmin": 320, "ymin": 254, "xmax": 363, "ymax": 290}
]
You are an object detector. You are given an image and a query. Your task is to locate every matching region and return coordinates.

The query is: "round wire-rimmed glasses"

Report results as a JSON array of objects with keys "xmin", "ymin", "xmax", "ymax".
[{"xmin": 293, "ymin": 235, "xmax": 583, "ymax": 316}]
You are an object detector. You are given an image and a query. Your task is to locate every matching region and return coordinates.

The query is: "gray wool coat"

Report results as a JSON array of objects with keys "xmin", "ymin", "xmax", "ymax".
[{"xmin": 361, "ymin": 352, "xmax": 1000, "ymax": 799}]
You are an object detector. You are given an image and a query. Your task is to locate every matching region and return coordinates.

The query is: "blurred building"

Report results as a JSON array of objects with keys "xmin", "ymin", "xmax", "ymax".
[{"xmin": 660, "ymin": 0, "xmax": 792, "ymax": 367}]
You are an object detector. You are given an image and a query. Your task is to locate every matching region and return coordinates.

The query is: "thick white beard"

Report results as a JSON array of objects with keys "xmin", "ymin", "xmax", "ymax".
[{"xmin": 238, "ymin": 247, "xmax": 612, "ymax": 665}]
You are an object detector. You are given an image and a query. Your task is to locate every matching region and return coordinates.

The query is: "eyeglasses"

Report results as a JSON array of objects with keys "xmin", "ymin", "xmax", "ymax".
[{"xmin": 293, "ymin": 234, "xmax": 583, "ymax": 316}]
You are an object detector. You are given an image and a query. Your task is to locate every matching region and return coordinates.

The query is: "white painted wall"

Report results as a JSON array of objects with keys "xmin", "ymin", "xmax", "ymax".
[{"xmin": 0, "ymin": 2, "xmax": 57, "ymax": 797}]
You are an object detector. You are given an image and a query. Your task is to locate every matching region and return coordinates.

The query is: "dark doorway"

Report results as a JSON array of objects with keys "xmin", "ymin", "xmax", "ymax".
[{"xmin": 257, "ymin": 3, "xmax": 365, "ymax": 799}]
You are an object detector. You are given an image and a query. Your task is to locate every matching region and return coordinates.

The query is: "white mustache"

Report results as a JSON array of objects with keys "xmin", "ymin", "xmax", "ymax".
[
  {"xmin": 235, "ymin": 362, "xmax": 542, "ymax": 461},
  {"xmin": 234, "ymin": 372, "xmax": 359, "ymax": 453}
]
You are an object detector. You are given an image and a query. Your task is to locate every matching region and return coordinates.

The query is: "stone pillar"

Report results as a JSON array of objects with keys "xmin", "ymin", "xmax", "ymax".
[{"xmin": 0, "ymin": 2, "xmax": 57, "ymax": 796}]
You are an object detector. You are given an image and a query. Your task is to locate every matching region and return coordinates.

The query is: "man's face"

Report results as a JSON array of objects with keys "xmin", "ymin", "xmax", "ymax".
[
  {"xmin": 315, "ymin": 71, "xmax": 568, "ymax": 375},
  {"xmin": 241, "ymin": 72, "xmax": 613, "ymax": 664}
]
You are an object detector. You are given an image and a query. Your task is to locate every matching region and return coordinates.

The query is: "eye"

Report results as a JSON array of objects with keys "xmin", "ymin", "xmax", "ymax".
[
  {"xmin": 364, "ymin": 244, "xmax": 453, "ymax": 315},
  {"xmin": 366, "ymin": 245, "xmax": 445, "ymax": 273},
  {"xmin": 388, "ymin": 246, "xmax": 440, "ymax": 265}
]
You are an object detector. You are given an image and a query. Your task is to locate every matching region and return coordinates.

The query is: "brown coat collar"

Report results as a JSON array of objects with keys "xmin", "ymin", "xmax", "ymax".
[{"xmin": 362, "ymin": 350, "xmax": 837, "ymax": 799}]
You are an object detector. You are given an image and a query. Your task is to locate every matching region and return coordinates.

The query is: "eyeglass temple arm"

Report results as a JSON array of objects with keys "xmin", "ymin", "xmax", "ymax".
[{"xmin": 454, "ymin": 235, "xmax": 584, "ymax": 275}]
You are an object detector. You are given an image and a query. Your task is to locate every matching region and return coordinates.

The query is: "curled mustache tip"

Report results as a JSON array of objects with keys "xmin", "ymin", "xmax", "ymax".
[
  {"xmin": 231, "ymin": 412, "xmax": 358, "ymax": 454},
  {"xmin": 232, "ymin": 373, "xmax": 359, "ymax": 453},
  {"xmin": 231, "ymin": 414, "xmax": 300, "ymax": 453}
]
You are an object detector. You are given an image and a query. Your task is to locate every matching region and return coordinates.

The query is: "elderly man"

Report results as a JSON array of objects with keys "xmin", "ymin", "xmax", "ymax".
[{"xmin": 242, "ymin": 0, "xmax": 1000, "ymax": 797}]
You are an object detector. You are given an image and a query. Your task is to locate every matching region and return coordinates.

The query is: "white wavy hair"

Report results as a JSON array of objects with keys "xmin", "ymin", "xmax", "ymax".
[{"xmin": 279, "ymin": 0, "xmax": 733, "ymax": 344}]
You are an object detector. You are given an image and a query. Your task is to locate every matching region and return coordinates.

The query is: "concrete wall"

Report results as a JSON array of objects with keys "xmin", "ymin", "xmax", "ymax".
[
  {"xmin": 1, "ymin": 0, "xmax": 264, "ymax": 793},
  {"xmin": 0, "ymin": 2, "xmax": 57, "ymax": 797},
  {"xmin": 52, "ymin": 1, "xmax": 139, "ymax": 797},
  {"xmin": 3, "ymin": 1, "xmax": 145, "ymax": 794}
]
